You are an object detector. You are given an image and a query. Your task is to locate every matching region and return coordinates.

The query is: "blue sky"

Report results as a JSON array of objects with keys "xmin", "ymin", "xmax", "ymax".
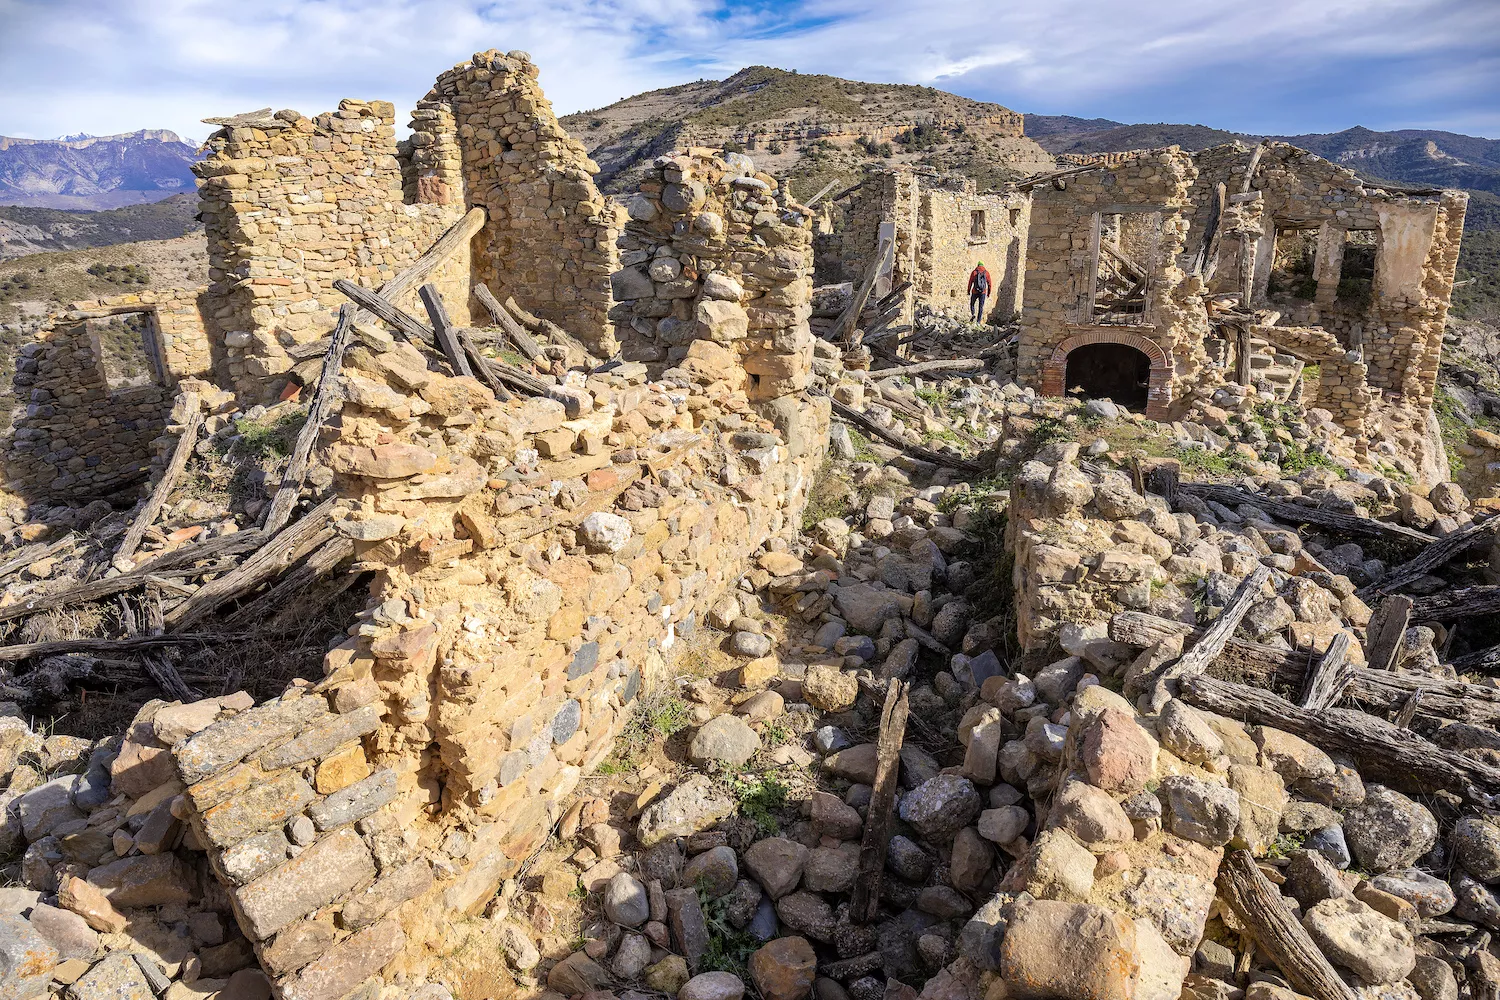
[{"xmin": 0, "ymin": 0, "xmax": 1496, "ymax": 143}]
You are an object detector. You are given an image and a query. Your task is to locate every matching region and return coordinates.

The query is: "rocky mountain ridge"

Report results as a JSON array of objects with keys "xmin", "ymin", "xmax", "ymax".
[{"xmin": 0, "ymin": 130, "xmax": 201, "ymax": 210}]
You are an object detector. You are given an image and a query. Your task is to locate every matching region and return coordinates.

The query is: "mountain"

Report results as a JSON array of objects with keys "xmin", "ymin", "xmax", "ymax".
[
  {"xmin": 0, "ymin": 130, "xmax": 202, "ymax": 210},
  {"xmin": 0, "ymin": 193, "xmax": 202, "ymax": 261},
  {"xmin": 560, "ymin": 66, "xmax": 1055, "ymax": 198}
]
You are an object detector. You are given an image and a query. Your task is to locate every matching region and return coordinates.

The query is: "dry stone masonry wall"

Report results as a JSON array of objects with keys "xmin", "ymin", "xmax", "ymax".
[
  {"xmin": 165, "ymin": 247, "xmax": 825, "ymax": 992},
  {"xmin": 195, "ymin": 100, "xmax": 468, "ymax": 402},
  {"xmin": 411, "ymin": 51, "xmax": 623, "ymax": 357}
]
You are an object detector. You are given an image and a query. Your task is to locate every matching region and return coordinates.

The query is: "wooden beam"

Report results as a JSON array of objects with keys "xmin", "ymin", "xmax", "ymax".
[
  {"xmin": 802, "ymin": 179, "xmax": 840, "ymax": 209},
  {"xmin": 115, "ymin": 394, "xmax": 202, "ymax": 565},
  {"xmin": 817, "ymin": 390, "xmax": 982, "ymax": 473},
  {"xmin": 1109, "ymin": 609, "xmax": 1500, "ymax": 727},
  {"xmin": 224, "ymin": 536, "xmax": 356, "ymax": 628},
  {"xmin": 833, "ymin": 236, "xmax": 892, "ymax": 346},
  {"xmin": 0, "ymin": 633, "xmax": 237, "ymax": 663},
  {"xmin": 870, "ymin": 358, "xmax": 983, "ymax": 379},
  {"xmin": 1411, "ymin": 585, "xmax": 1500, "ymax": 623},
  {"xmin": 1181, "ymin": 672, "xmax": 1500, "ymax": 806},
  {"xmin": 419, "ymin": 283, "xmax": 473, "ymax": 377},
  {"xmin": 1216, "ymin": 850, "xmax": 1358, "ymax": 1000},
  {"xmin": 165, "ymin": 498, "xmax": 337, "ymax": 630},
  {"xmin": 376, "ymin": 207, "xmax": 485, "ymax": 306},
  {"xmin": 1359, "ymin": 516, "xmax": 1498, "ymax": 599},
  {"xmin": 0, "ymin": 531, "xmax": 265, "ymax": 624},
  {"xmin": 456, "ymin": 327, "xmax": 510, "ymax": 401},
  {"xmin": 1172, "ymin": 565, "xmax": 1271, "ymax": 680},
  {"xmin": 849, "ymin": 679, "xmax": 909, "ymax": 924},
  {"xmin": 1363, "ymin": 595, "xmax": 1413, "ymax": 671},
  {"xmin": 473, "ymin": 283, "xmax": 542, "ymax": 362},
  {"xmin": 262, "ymin": 307, "xmax": 355, "ymax": 534},
  {"xmin": 333, "ymin": 279, "xmax": 435, "ymax": 346},
  {"xmin": 1179, "ymin": 482, "xmax": 1435, "ymax": 546}
]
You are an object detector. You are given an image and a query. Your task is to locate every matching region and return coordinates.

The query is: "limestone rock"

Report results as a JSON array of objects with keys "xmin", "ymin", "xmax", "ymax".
[
  {"xmin": 999, "ymin": 898, "xmax": 1139, "ymax": 1000},
  {"xmin": 688, "ymin": 715, "xmax": 760, "ymax": 767},
  {"xmin": 638, "ymin": 775, "xmax": 735, "ymax": 847},
  {"xmin": 899, "ymin": 775, "xmax": 981, "ymax": 842},
  {"xmin": 749, "ymin": 936, "xmax": 817, "ymax": 1000},
  {"xmin": 1302, "ymin": 896, "xmax": 1416, "ymax": 985},
  {"xmin": 1344, "ymin": 786, "xmax": 1437, "ymax": 873}
]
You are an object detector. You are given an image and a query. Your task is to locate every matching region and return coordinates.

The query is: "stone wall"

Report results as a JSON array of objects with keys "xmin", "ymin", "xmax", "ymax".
[
  {"xmin": 169, "ymin": 192, "xmax": 827, "ymax": 994},
  {"xmin": 1188, "ymin": 142, "xmax": 1467, "ymax": 407},
  {"xmin": 3, "ymin": 319, "xmax": 172, "ymax": 500},
  {"xmin": 1253, "ymin": 324, "xmax": 1373, "ymax": 442},
  {"xmin": 195, "ymin": 100, "xmax": 468, "ymax": 402},
  {"xmin": 411, "ymin": 51, "xmax": 623, "ymax": 357},
  {"xmin": 1018, "ymin": 148, "xmax": 1209, "ymax": 420},
  {"xmin": 609, "ymin": 149, "xmax": 821, "ymax": 439},
  {"xmin": 917, "ymin": 181, "xmax": 1029, "ymax": 321}
]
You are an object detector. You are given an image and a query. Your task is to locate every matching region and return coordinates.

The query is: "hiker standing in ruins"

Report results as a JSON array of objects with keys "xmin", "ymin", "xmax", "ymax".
[{"xmin": 968, "ymin": 261, "xmax": 992, "ymax": 322}]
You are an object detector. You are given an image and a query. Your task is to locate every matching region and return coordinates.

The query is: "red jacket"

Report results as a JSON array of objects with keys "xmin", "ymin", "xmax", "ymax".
[{"xmin": 968, "ymin": 265, "xmax": 992, "ymax": 295}]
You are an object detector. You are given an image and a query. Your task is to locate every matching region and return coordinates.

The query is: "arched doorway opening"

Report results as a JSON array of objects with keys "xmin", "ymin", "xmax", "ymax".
[{"xmin": 1063, "ymin": 342, "xmax": 1151, "ymax": 411}]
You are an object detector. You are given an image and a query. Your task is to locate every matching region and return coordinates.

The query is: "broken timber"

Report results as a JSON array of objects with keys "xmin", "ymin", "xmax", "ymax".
[
  {"xmin": 418, "ymin": 283, "xmax": 473, "ymax": 377},
  {"xmin": 833, "ymin": 236, "xmax": 892, "ymax": 346},
  {"xmin": 817, "ymin": 390, "xmax": 981, "ymax": 474},
  {"xmin": 1216, "ymin": 850, "xmax": 1358, "ymax": 1000},
  {"xmin": 114, "ymin": 394, "xmax": 202, "ymax": 564},
  {"xmin": 0, "ymin": 634, "xmax": 234, "ymax": 663},
  {"xmin": 473, "ymin": 283, "xmax": 543, "ymax": 362},
  {"xmin": 1359, "ymin": 515, "xmax": 1498, "ymax": 599},
  {"xmin": 850, "ymin": 678, "xmax": 909, "ymax": 924},
  {"xmin": 1171, "ymin": 564, "xmax": 1270, "ymax": 680},
  {"xmin": 1410, "ymin": 585, "xmax": 1500, "ymax": 622},
  {"xmin": 1180, "ymin": 672, "xmax": 1500, "ymax": 806},
  {"xmin": 1109, "ymin": 610, "xmax": 1500, "ymax": 727},
  {"xmin": 870, "ymin": 358, "xmax": 984, "ymax": 379},
  {"xmin": 1363, "ymin": 594, "xmax": 1413, "ymax": 671},
  {"xmin": 262, "ymin": 307, "xmax": 354, "ymax": 534},
  {"xmin": 1178, "ymin": 482, "xmax": 1435, "ymax": 546},
  {"xmin": 1298, "ymin": 631, "xmax": 1353, "ymax": 711}
]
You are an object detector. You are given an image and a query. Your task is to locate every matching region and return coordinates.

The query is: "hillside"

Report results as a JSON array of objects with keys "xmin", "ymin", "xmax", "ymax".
[
  {"xmin": 0, "ymin": 192, "xmax": 201, "ymax": 261},
  {"xmin": 561, "ymin": 66, "xmax": 1055, "ymax": 198},
  {"xmin": 0, "ymin": 130, "xmax": 201, "ymax": 209}
]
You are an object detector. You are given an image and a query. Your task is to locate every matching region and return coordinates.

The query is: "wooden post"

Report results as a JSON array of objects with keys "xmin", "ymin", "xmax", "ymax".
[
  {"xmin": 1171, "ymin": 565, "xmax": 1271, "ymax": 680},
  {"xmin": 419, "ymin": 283, "xmax": 473, "ymax": 377},
  {"xmin": 333, "ymin": 279, "xmax": 434, "ymax": 346},
  {"xmin": 833, "ymin": 236, "xmax": 892, "ymax": 346},
  {"xmin": 850, "ymin": 678, "xmax": 909, "ymax": 924},
  {"xmin": 1236, "ymin": 324, "xmax": 1253, "ymax": 386},
  {"xmin": 1360, "ymin": 517, "xmax": 1498, "ymax": 599},
  {"xmin": 473, "ymin": 283, "xmax": 542, "ymax": 361},
  {"xmin": 1299, "ymin": 632, "xmax": 1352, "ymax": 711}
]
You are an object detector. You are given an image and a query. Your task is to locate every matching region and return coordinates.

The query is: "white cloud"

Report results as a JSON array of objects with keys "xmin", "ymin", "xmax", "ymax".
[{"xmin": 0, "ymin": 0, "xmax": 1496, "ymax": 141}]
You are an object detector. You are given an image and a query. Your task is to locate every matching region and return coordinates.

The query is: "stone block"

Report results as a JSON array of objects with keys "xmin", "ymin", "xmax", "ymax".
[
  {"xmin": 308, "ymin": 768, "xmax": 397, "ymax": 831},
  {"xmin": 235, "ymin": 828, "xmax": 376, "ymax": 940},
  {"xmin": 258, "ymin": 704, "xmax": 381, "ymax": 771},
  {"xmin": 201, "ymin": 770, "xmax": 315, "ymax": 848},
  {"xmin": 278, "ymin": 918, "xmax": 406, "ymax": 1000},
  {"xmin": 176, "ymin": 697, "xmax": 331, "ymax": 784}
]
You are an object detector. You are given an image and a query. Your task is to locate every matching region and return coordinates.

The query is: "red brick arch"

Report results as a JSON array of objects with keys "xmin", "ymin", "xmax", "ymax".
[{"xmin": 1040, "ymin": 329, "xmax": 1173, "ymax": 420}]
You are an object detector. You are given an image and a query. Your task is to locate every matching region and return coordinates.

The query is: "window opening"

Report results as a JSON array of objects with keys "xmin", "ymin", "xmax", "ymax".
[
  {"xmin": 1093, "ymin": 211, "xmax": 1160, "ymax": 326},
  {"xmin": 970, "ymin": 210, "xmax": 987, "ymax": 240},
  {"xmin": 91, "ymin": 312, "xmax": 165, "ymax": 391},
  {"xmin": 1338, "ymin": 229, "xmax": 1378, "ymax": 309},
  {"xmin": 1064, "ymin": 342, "xmax": 1151, "ymax": 411},
  {"xmin": 1268, "ymin": 226, "xmax": 1319, "ymax": 301}
]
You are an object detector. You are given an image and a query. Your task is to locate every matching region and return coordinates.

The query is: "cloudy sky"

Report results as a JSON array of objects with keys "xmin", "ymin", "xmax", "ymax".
[{"xmin": 1, "ymin": 0, "xmax": 1497, "ymax": 143}]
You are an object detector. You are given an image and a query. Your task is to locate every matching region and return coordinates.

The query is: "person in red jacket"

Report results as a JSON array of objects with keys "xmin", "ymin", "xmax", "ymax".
[{"xmin": 968, "ymin": 261, "xmax": 992, "ymax": 322}]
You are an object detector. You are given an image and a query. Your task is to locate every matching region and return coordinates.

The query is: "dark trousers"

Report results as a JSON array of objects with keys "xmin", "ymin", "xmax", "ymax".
[{"xmin": 969, "ymin": 291, "xmax": 986, "ymax": 322}]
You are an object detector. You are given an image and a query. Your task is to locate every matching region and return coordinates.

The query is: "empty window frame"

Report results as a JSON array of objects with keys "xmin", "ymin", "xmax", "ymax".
[
  {"xmin": 1092, "ymin": 210, "xmax": 1162, "ymax": 326},
  {"xmin": 970, "ymin": 210, "xmax": 987, "ymax": 240},
  {"xmin": 1268, "ymin": 225, "xmax": 1319, "ymax": 302},
  {"xmin": 90, "ymin": 312, "xmax": 165, "ymax": 391}
]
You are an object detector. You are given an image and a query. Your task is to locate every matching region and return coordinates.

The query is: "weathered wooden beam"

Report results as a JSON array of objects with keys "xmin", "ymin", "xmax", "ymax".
[
  {"xmin": 833, "ymin": 236, "xmax": 892, "ymax": 346},
  {"xmin": 1216, "ymin": 850, "xmax": 1358, "ymax": 1000},
  {"xmin": 802, "ymin": 179, "xmax": 840, "ymax": 209},
  {"xmin": 1359, "ymin": 516, "xmax": 1498, "ymax": 599},
  {"xmin": 871, "ymin": 358, "xmax": 984, "ymax": 379},
  {"xmin": 116, "ymin": 394, "xmax": 202, "ymax": 565},
  {"xmin": 850, "ymin": 678, "xmax": 909, "ymax": 924},
  {"xmin": 1173, "ymin": 565, "xmax": 1271, "ymax": 680},
  {"xmin": 0, "ymin": 531, "xmax": 265, "ymax": 624},
  {"xmin": 456, "ymin": 327, "xmax": 510, "ymax": 401},
  {"xmin": 819, "ymin": 391, "xmax": 981, "ymax": 474},
  {"xmin": 1180, "ymin": 673, "xmax": 1500, "ymax": 806},
  {"xmin": 377, "ymin": 207, "xmax": 485, "ymax": 306},
  {"xmin": 262, "ymin": 307, "xmax": 355, "ymax": 534},
  {"xmin": 1299, "ymin": 631, "xmax": 1352, "ymax": 711},
  {"xmin": 473, "ymin": 283, "xmax": 542, "ymax": 361},
  {"xmin": 1179, "ymin": 482, "xmax": 1435, "ymax": 546},
  {"xmin": 165, "ymin": 498, "xmax": 337, "ymax": 630},
  {"xmin": 225, "ymin": 536, "xmax": 356, "ymax": 628},
  {"xmin": 419, "ymin": 283, "xmax": 473, "ymax": 378},
  {"xmin": 1363, "ymin": 594, "xmax": 1413, "ymax": 671},
  {"xmin": 332, "ymin": 279, "xmax": 434, "ymax": 346},
  {"xmin": 1411, "ymin": 586, "xmax": 1500, "ymax": 623},
  {"xmin": 1109, "ymin": 609, "xmax": 1500, "ymax": 726},
  {"xmin": 0, "ymin": 633, "xmax": 235, "ymax": 663}
]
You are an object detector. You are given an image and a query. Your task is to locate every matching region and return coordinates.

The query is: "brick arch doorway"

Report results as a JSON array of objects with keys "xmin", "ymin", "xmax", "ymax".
[{"xmin": 1041, "ymin": 331, "xmax": 1171, "ymax": 419}]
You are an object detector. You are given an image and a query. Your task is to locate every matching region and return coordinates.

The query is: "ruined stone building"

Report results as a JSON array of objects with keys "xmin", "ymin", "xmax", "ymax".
[
  {"xmin": 1015, "ymin": 142, "xmax": 1466, "ymax": 444},
  {"xmin": 817, "ymin": 168, "xmax": 1029, "ymax": 325}
]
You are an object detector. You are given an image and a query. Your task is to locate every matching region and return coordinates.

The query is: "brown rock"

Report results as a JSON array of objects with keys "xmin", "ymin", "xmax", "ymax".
[
  {"xmin": 1000, "ymin": 898, "xmax": 1140, "ymax": 1000},
  {"xmin": 278, "ymin": 918, "xmax": 405, "ymax": 1000},
  {"xmin": 1079, "ymin": 708, "xmax": 1155, "ymax": 795},
  {"xmin": 314, "ymin": 744, "xmax": 371, "ymax": 794},
  {"xmin": 86, "ymin": 854, "xmax": 197, "ymax": 908},
  {"xmin": 58, "ymin": 875, "xmax": 127, "ymax": 933},
  {"xmin": 235, "ymin": 828, "xmax": 376, "ymax": 940},
  {"xmin": 750, "ymin": 935, "xmax": 817, "ymax": 1000}
]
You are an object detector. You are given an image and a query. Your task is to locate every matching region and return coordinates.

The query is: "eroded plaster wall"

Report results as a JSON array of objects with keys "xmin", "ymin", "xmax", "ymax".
[{"xmin": 917, "ymin": 182, "xmax": 1029, "ymax": 321}]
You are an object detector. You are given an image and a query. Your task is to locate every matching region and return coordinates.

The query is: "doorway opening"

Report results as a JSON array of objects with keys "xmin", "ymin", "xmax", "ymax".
[{"xmin": 1064, "ymin": 341, "xmax": 1151, "ymax": 411}]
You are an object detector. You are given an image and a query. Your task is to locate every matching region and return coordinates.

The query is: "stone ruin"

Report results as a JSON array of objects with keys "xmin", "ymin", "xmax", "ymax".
[{"xmin": 0, "ymin": 44, "xmax": 1487, "ymax": 1000}]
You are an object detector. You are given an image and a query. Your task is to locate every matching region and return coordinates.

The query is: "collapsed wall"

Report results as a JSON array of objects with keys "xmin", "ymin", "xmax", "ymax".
[
  {"xmin": 195, "ymin": 102, "xmax": 469, "ymax": 402},
  {"xmin": 410, "ymin": 51, "xmax": 624, "ymax": 357},
  {"xmin": 163, "ymin": 154, "xmax": 826, "ymax": 995},
  {"xmin": 3, "ymin": 287, "xmax": 215, "ymax": 500},
  {"xmin": 816, "ymin": 168, "xmax": 1028, "ymax": 327}
]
